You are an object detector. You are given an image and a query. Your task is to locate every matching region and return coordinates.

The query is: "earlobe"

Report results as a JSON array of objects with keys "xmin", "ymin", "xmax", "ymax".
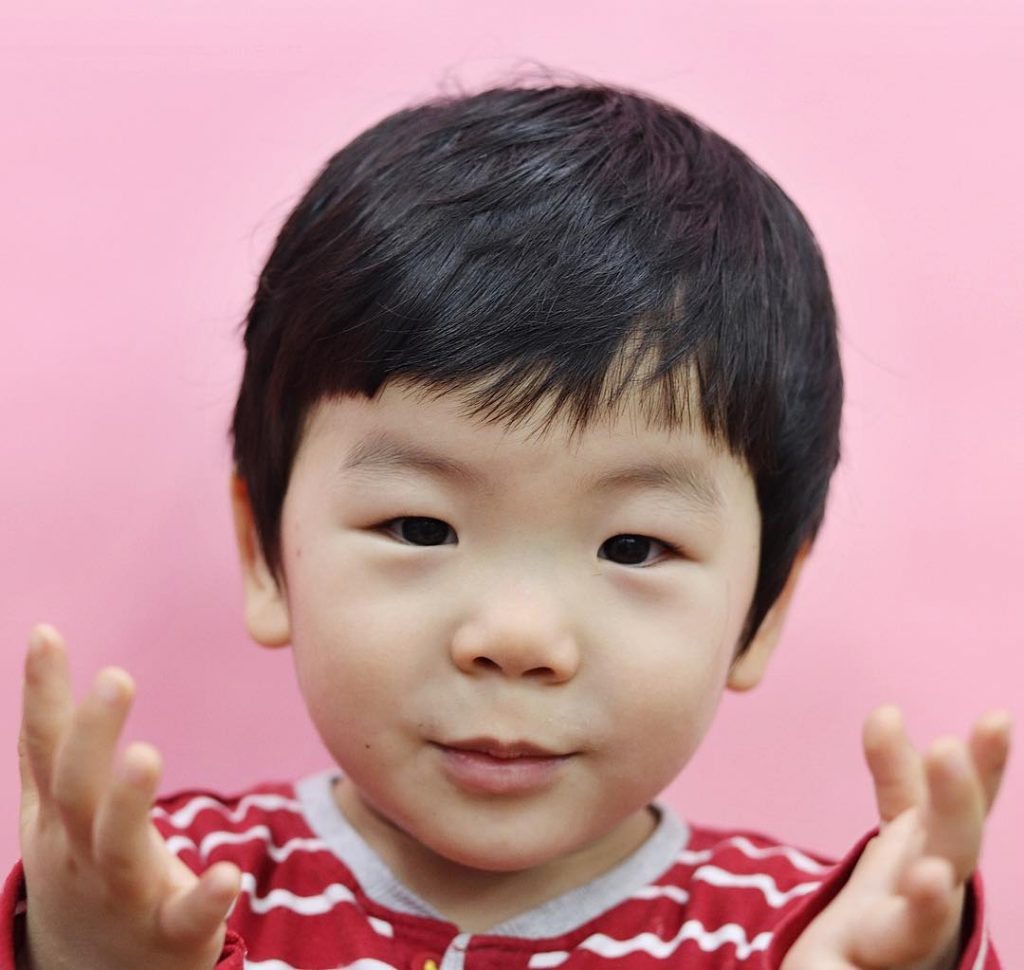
[
  {"xmin": 727, "ymin": 540, "xmax": 812, "ymax": 692},
  {"xmin": 229, "ymin": 472, "xmax": 292, "ymax": 648}
]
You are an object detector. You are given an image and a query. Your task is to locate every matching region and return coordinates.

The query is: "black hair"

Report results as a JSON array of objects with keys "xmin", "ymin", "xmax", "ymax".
[{"xmin": 229, "ymin": 70, "xmax": 843, "ymax": 654}]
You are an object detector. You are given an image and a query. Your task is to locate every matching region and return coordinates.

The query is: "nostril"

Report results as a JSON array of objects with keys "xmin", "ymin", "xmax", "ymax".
[
  {"xmin": 524, "ymin": 665, "xmax": 555, "ymax": 679},
  {"xmin": 470, "ymin": 657, "xmax": 556, "ymax": 677}
]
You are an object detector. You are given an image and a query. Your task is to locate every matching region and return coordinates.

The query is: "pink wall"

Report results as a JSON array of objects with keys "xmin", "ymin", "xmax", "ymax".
[{"xmin": 2, "ymin": 0, "xmax": 1020, "ymax": 959}]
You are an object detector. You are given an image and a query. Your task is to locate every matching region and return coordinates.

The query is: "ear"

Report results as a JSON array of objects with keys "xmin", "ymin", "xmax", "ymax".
[
  {"xmin": 229, "ymin": 472, "xmax": 292, "ymax": 648},
  {"xmin": 727, "ymin": 540, "xmax": 812, "ymax": 692}
]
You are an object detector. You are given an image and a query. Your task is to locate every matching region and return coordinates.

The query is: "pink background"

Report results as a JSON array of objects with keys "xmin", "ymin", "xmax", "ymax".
[{"xmin": 2, "ymin": 0, "xmax": 1021, "ymax": 959}]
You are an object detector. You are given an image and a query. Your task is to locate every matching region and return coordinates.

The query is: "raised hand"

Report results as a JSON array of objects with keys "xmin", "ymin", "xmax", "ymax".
[
  {"xmin": 17, "ymin": 623, "xmax": 241, "ymax": 970},
  {"xmin": 782, "ymin": 705, "xmax": 1011, "ymax": 970}
]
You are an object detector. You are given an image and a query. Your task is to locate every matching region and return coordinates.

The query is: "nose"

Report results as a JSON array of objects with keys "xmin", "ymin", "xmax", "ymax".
[{"xmin": 450, "ymin": 583, "xmax": 581, "ymax": 684}]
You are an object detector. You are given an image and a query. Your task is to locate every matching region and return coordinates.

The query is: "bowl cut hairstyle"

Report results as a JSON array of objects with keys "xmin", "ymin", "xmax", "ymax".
[{"xmin": 229, "ymin": 76, "xmax": 844, "ymax": 655}]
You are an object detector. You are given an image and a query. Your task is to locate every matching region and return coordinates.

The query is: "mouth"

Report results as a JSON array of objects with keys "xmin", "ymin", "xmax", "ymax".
[
  {"xmin": 439, "ymin": 737, "xmax": 567, "ymax": 759},
  {"xmin": 432, "ymin": 737, "xmax": 574, "ymax": 795}
]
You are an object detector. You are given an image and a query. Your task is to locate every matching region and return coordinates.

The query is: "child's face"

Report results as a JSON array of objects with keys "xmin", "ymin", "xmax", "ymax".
[{"xmin": 236, "ymin": 379, "xmax": 787, "ymax": 874}]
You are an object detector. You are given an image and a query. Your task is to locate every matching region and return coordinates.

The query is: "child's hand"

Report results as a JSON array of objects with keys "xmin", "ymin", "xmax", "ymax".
[
  {"xmin": 782, "ymin": 705, "xmax": 1011, "ymax": 970},
  {"xmin": 17, "ymin": 624, "xmax": 241, "ymax": 970}
]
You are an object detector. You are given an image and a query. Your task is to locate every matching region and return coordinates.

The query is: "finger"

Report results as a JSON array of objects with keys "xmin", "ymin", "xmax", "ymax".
[
  {"xmin": 94, "ymin": 742, "xmax": 164, "ymax": 897},
  {"xmin": 51, "ymin": 667, "xmax": 135, "ymax": 847},
  {"xmin": 923, "ymin": 737, "xmax": 985, "ymax": 881},
  {"xmin": 851, "ymin": 857, "xmax": 959, "ymax": 966},
  {"xmin": 862, "ymin": 705, "xmax": 927, "ymax": 824},
  {"xmin": 968, "ymin": 710, "xmax": 1012, "ymax": 814},
  {"xmin": 159, "ymin": 861, "xmax": 240, "ymax": 948},
  {"xmin": 17, "ymin": 729, "xmax": 39, "ymax": 827},
  {"xmin": 19, "ymin": 624, "xmax": 74, "ymax": 805},
  {"xmin": 839, "ymin": 810, "xmax": 923, "ymax": 900}
]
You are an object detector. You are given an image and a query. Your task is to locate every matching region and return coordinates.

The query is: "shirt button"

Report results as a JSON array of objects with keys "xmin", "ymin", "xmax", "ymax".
[{"xmin": 410, "ymin": 953, "xmax": 439, "ymax": 970}]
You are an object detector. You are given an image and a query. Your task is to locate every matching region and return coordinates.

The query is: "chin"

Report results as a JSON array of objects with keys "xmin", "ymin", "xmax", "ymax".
[
  {"xmin": 419, "ymin": 825, "xmax": 573, "ymax": 873},
  {"xmin": 436, "ymin": 842, "xmax": 563, "ymax": 873}
]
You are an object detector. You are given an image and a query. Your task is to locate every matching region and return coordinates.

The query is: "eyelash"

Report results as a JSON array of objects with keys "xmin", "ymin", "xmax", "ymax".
[
  {"xmin": 601, "ymin": 534, "xmax": 683, "ymax": 566},
  {"xmin": 380, "ymin": 517, "xmax": 455, "ymax": 547},
  {"xmin": 378, "ymin": 516, "xmax": 683, "ymax": 566}
]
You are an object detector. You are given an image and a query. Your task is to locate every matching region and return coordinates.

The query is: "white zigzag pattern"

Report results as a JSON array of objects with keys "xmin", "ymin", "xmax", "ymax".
[
  {"xmin": 245, "ymin": 961, "xmax": 400, "ymax": 970},
  {"xmin": 528, "ymin": 919, "xmax": 773, "ymax": 967},
  {"xmin": 153, "ymin": 792, "xmax": 302, "ymax": 829},
  {"xmin": 630, "ymin": 884, "xmax": 690, "ymax": 905},
  {"xmin": 677, "ymin": 836, "xmax": 829, "ymax": 875},
  {"xmin": 972, "ymin": 909, "xmax": 989, "ymax": 970},
  {"xmin": 236, "ymin": 872, "xmax": 392, "ymax": 937},
  {"xmin": 691, "ymin": 865, "xmax": 821, "ymax": 907},
  {"xmin": 240, "ymin": 872, "xmax": 356, "ymax": 915},
  {"xmin": 529, "ymin": 954, "xmax": 572, "ymax": 968},
  {"xmin": 164, "ymin": 825, "xmax": 327, "ymax": 864},
  {"xmin": 368, "ymin": 917, "xmax": 395, "ymax": 938}
]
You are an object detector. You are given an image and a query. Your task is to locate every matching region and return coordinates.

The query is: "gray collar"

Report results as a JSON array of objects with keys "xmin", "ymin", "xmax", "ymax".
[{"xmin": 296, "ymin": 769, "xmax": 690, "ymax": 939}]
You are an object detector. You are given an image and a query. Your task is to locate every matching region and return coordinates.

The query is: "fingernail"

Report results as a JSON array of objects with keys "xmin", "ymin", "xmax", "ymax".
[
  {"xmin": 986, "ymin": 710, "xmax": 1013, "ymax": 734},
  {"xmin": 95, "ymin": 670, "xmax": 127, "ymax": 703},
  {"xmin": 120, "ymin": 753, "xmax": 150, "ymax": 785},
  {"xmin": 28, "ymin": 626, "xmax": 48, "ymax": 653},
  {"xmin": 946, "ymin": 745, "xmax": 970, "ymax": 779}
]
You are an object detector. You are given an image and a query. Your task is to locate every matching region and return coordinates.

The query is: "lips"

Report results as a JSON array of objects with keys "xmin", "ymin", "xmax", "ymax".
[
  {"xmin": 434, "ymin": 737, "xmax": 573, "ymax": 795},
  {"xmin": 441, "ymin": 737, "xmax": 565, "ymax": 759}
]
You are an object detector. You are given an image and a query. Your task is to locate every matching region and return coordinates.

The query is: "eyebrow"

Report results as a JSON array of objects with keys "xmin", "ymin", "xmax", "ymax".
[
  {"xmin": 340, "ymin": 432, "xmax": 723, "ymax": 517},
  {"xmin": 589, "ymin": 462, "xmax": 723, "ymax": 518},
  {"xmin": 341, "ymin": 433, "xmax": 487, "ymax": 489}
]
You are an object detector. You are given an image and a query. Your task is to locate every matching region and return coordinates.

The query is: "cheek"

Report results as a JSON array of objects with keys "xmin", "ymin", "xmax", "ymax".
[
  {"xmin": 613, "ymin": 579, "xmax": 741, "ymax": 692},
  {"xmin": 617, "ymin": 650, "xmax": 728, "ymax": 740},
  {"xmin": 283, "ymin": 565, "xmax": 386, "ymax": 726},
  {"xmin": 282, "ymin": 539, "xmax": 446, "ymax": 743},
  {"xmin": 580, "ymin": 681, "xmax": 714, "ymax": 831},
  {"xmin": 603, "ymin": 594, "xmax": 742, "ymax": 771},
  {"xmin": 598, "ymin": 658, "xmax": 729, "ymax": 812}
]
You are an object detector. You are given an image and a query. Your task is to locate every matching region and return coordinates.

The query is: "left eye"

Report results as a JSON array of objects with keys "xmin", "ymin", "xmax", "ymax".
[
  {"xmin": 599, "ymin": 534, "xmax": 677, "ymax": 566},
  {"xmin": 383, "ymin": 516, "xmax": 456, "ymax": 546}
]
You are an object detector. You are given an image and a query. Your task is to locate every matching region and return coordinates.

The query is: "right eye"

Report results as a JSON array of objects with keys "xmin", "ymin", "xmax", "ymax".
[{"xmin": 382, "ymin": 516, "xmax": 456, "ymax": 546}]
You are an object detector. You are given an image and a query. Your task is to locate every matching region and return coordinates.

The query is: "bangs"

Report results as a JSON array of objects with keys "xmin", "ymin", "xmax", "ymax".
[{"xmin": 277, "ymin": 114, "xmax": 784, "ymax": 468}]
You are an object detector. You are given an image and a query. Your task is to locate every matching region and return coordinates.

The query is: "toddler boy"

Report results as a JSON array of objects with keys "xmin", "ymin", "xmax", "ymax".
[{"xmin": 5, "ymin": 77, "xmax": 1011, "ymax": 969}]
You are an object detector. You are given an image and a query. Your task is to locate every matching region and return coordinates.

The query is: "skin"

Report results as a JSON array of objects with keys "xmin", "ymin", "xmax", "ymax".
[{"xmin": 17, "ymin": 381, "xmax": 1011, "ymax": 969}]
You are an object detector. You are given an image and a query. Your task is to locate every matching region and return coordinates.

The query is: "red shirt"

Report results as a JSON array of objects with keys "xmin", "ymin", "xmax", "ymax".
[{"xmin": 2, "ymin": 771, "xmax": 999, "ymax": 969}]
